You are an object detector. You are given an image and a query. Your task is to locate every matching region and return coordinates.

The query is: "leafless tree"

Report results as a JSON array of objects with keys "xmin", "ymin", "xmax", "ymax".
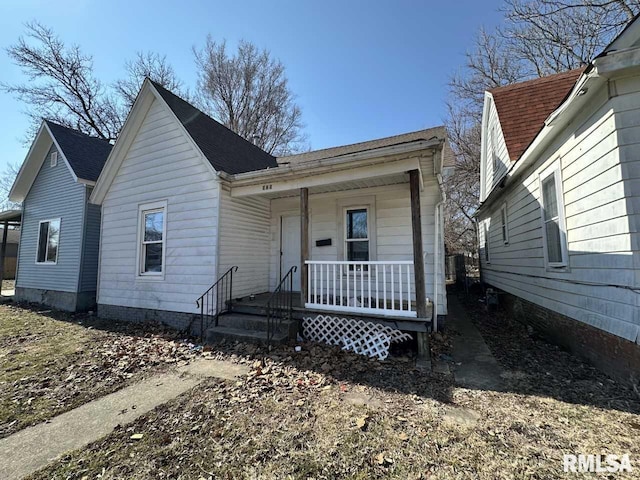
[
  {"xmin": 114, "ymin": 51, "xmax": 184, "ymax": 108},
  {"xmin": 193, "ymin": 38, "xmax": 307, "ymax": 155},
  {"xmin": 3, "ymin": 22, "xmax": 120, "ymax": 142},
  {"xmin": 0, "ymin": 162, "xmax": 22, "ymax": 212},
  {"xmin": 444, "ymin": 0, "xmax": 640, "ymax": 255},
  {"xmin": 3, "ymin": 22, "xmax": 184, "ymax": 143}
]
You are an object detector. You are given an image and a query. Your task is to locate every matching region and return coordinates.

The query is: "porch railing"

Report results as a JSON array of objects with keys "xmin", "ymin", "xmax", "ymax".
[
  {"xmin": 305, "ymin": 261, "xmax": 417, "ymax": 318},
  {"xmin": 266, "ymin": 265, "xmax": 297, "ymax": 346},
  {"xmin": 196, "ymin": 266, "xmax": 238, "ymax": 340}
]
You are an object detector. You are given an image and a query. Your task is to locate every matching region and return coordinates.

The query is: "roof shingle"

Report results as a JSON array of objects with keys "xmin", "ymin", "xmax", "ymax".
[
  {"xmin": 45, "ymin": 121, "xmax": 112, "ymax": 182},
  {"xmin": 151, "ymin": 81, "xmax": 278, "ymax": 175},
  {"xmin": 490, "ymin": 69, "xmax": 584, "ymax": 162}
]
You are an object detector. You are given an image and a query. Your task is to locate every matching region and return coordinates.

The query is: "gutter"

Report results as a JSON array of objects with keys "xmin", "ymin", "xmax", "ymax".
[{"xmin": 227, "ymin": 139, "xmax": 444, "ymax": 185}]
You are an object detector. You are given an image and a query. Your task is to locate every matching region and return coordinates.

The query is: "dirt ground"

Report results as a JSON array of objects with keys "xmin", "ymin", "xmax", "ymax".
[
  {"xmin": 26, "ymin": 294, "xmax": 640, "ymax": 480},
  {"xmin": 0, "ymin": 303, "xmax": 201, "ymax": 438}
]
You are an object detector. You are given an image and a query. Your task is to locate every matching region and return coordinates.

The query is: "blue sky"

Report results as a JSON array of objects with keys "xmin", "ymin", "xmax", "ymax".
[{"xmin": 0, "ymin": 0, "xmax": 503, "ymax": 173}]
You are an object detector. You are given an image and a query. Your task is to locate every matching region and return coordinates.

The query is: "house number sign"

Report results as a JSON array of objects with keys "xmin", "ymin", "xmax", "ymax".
[{"xmin": 262, "ymin": 184, "xmax": 273, "ymax": 191}]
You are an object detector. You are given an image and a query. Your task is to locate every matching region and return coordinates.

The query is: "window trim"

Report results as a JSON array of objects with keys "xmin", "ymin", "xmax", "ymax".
[
  {"xmin": 35, "ymin": 218, "xmax": 61, "ymax": 265},
  {"xmin": 136, "ymin": 200, "xmax": 168, "ymax": 279},
  {"xmin": 500, "ymin": 203, "xmax": 509, "ymax": 245},
  {"xmin": 344, "ymin": 206, "xmax": 370, "ymax": 263},
  {"xmin": 539, "ymin": 162, "xmax": 568, "ymax": 268},
  {"xmin": 50, "ymin": 151, "xmax": 58, "ymax": 168}
]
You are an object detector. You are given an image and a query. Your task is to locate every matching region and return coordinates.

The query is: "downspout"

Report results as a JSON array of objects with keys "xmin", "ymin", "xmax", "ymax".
[{"xmin": 433, "ymin": 171, "xmax": 446, "ymax": 332}]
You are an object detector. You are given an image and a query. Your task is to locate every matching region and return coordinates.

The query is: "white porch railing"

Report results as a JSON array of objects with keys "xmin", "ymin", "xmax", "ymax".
[{"xmin": 305, "ymin": 261, "xmax": 417, "ymax": 318}]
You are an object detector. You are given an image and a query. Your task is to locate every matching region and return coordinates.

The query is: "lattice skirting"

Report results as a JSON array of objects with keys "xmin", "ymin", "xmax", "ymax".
[{"xmin": 302, "ymin": 314, "xmax": 412, "ymax": 360}]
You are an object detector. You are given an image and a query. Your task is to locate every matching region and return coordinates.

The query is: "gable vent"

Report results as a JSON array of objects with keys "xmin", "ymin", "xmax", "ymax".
[{"xmin": 50, "ymin": 151, "xmax": 58, "ymax": 167}]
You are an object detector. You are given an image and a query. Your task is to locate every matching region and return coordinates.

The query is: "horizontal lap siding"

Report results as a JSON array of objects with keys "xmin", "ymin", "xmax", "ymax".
[
  {"xmin": 99, "ymin": 98, "xmax": 219, "ymax": 314},
  {"xmin": 17, "ymin": 143, "xmax": 85, "ymax": 292},
  {"xmin": 268, "ymin": 177, "xmax": 441, "ymax": 310},
  {"xmin": 80, "ymin": 196, "xmax": 101, "ymax": 292},
  {"xmin": 480, "ymin": 84, "xmax": 640, "ymax": 343},
  {"xmin": 218, "ymin": 183, "xmax": 271, "ymax": 298}
]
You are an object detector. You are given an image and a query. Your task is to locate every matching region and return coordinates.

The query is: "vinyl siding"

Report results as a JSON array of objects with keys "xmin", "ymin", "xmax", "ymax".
[
  {"xmin": 16, "ymin": 143, "xmax": 85, "ymax": 292},
  {"xmin": 98, "ymin": 97, "xmax": 219, "ymax": 314},
  {"xmin": 217, "ymin": 182, "xmax": 271, "ymax": 297},
  {"xmin": 479, "ymin": 81, "xmax": 640, "ymax": 344},
  {"xmin": 268, "ymin": 162, "xmax": 446, "ymax": 316},
  {"xmin": 481, "ymin": 98, "xmax": 511, "ymax": 202},
  {"xmin": 79, "ymin": 187, "xmax": 101, "ymax": 292}
]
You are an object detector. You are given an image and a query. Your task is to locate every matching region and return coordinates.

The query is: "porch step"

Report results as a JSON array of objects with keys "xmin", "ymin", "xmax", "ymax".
[
  {"xmin": 217, "ymin": 313, "xmax": 298, "ymax": 337},
  {"xmin": 206, "ymin": 325, "xmax": 289, "ymax": 345}
]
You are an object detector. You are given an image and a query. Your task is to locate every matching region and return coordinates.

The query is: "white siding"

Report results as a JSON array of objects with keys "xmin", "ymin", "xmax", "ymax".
[
  {"xmin": 481, "ymin": 98, "xmax": 511, "ymax": 202},
  {"xmin": 218, "ymin": 182, "xmax": 271, "ymax": 297},
  {"xmin": 98, "ymin": 98, "xmax": 219, "ymax": 314},
  {"xmin": 268, "ymin": 166, "xmax": 446, "ymax": 315},
  {"xmin": 479, "ymin": 82, "xmax": 640, "ymax": 343}
]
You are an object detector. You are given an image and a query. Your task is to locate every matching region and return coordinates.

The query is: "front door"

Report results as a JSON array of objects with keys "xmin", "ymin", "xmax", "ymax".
[{"xmin": 281, "ymin": 215, "xmax": 301, "ymax": 291}]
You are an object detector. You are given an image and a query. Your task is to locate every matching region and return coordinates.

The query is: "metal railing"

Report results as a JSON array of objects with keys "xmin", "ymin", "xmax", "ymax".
[
  {"xmin": 305, "ymin": 260, "xmax": 417, "ymax": 318},
  {"xmin": 196, "ymin": 266, "xmax": 238, "ymax": 340},
  {"xmin": 266, "ymin": 265, "xmax": 297, "ymax": 345}
]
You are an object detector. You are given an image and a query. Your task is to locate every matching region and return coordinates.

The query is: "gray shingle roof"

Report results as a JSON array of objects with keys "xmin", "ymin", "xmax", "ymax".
[
  {"xmin": 278, "ymin": 126, "xmax": 449, "ymax": 164},
  {"xmin": 151, "ymin": 81, "xmax": 278, "ymax": 175},
  {"xmin": 45, "ymin": 121, "xmax": 112, "ymax": 182}
]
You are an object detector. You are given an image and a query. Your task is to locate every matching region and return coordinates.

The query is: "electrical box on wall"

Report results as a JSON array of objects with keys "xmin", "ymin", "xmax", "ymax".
[{"xmin": 316, "ymin": 238, "xmax": 332, "ymax": 247}]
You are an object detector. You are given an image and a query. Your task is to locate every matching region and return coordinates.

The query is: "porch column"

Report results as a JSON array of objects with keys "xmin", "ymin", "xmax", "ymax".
[
  {"xmin": 0, "ymin": 221, "xmax": 7, "ymax": 296},
  {"xmin": 410, "ymin": 170, "xmax": 430, "ymax": 363},
  {"xmin": 300, "ymin": 187, "xmax": 309, "ymax": 304},
  {"xmin": 410, "ymin": 170, "xmax": 427, "ymax": 318}
]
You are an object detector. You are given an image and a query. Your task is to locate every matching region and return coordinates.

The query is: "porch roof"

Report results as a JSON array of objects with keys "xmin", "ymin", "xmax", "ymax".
[{"xmin": 226, "ymin": 138, "xmax": 442, "ymax": 198}]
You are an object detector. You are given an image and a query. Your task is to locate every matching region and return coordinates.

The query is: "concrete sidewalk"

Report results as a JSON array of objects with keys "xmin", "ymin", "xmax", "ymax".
[
  {"xmin": 448, "ymin": 295, "xmax": 504, "ymax": 391},
  {"xmin": 0, "ymin": 358, "xmax": 249, "ymax": 480}
]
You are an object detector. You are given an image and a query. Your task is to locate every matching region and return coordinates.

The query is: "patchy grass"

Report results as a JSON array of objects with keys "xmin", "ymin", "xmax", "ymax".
[
  {"xmin": 28, "ymin": 316, "xmax": 640, "ymax": 480},
  {"xmin": 0, "ymin": 303, "xmax": 200, "ymax": 438}
]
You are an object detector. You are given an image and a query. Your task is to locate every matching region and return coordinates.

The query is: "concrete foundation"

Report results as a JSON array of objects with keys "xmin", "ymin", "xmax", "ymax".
[{"xmin": 15, "ymin": 287, "xmax": 96, "ymax": 312}]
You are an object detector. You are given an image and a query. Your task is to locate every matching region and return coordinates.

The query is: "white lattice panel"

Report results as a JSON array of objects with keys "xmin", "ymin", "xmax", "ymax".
[{"xmin": 302, "ymin": 314, "xmax": 412, "ymax": 360}]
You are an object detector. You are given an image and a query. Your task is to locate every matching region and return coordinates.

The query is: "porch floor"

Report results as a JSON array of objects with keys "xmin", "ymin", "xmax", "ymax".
[{"xmin": 232, "ymin": 291, "xmax": 432, "ymax": 333}]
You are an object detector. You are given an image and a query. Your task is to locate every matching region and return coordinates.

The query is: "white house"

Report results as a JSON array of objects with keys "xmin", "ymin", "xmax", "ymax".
[
  {"xmin": 90, "ymin": 79, "xmax": 452, "ymax": 356},
  {"xmin": 476, "ymin": 18, "xmax": 640, "ymax": 383}
]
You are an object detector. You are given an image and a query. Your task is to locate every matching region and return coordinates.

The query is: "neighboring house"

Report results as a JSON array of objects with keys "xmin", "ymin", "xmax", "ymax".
[
  {"xmin": 90, "ymin": 79, "xmax": 451, "ymax": 355},
  {"xmin": 477, "ymin": 18, "xmax": 640, "ymax": 382},
  {"xmin": 9, "ymin": 120, "xmax": 112, "ymax": 311},
  {"xmin": 0, "ymin": 227, "xmax": 21, "ymax": 279}
]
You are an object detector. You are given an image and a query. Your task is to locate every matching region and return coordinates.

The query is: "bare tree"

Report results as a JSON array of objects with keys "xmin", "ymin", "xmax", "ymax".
[
  {"xmin": 114, "ymin": 51, "xmax": 184, "ymax": 108},
  {"xmin": 444, "ymin": 0, "xmax": 640, "ymax": 255},
  {"xmin": 3, "ymin": 21, "xmax": 120, "ymax": 142},
  {"xmin": 4, "ymin": 23, "xmax": 184, "ymax": 144},
  {"xmin": 0, "ymin": 162, "xmax": 22, "ymax": 212},
  {"xmin": 193, "ymin": 38, "xmax": 307, "ymax": 155}
]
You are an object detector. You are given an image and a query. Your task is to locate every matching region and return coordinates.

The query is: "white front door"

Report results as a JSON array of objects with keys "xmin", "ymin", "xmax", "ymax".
[{"xmin": 281, "ymin": 215, "xmax": 301, "ymax": 291}]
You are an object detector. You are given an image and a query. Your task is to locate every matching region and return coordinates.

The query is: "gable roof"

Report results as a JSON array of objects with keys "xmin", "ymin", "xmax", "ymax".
[
  {"xmin": 490, "ymin": 68, "xmax": 584, "ymax": 162},
  {"xmin": 278, "ymin": 126, "xmax": 450, "ymax": 165},
  {"xmin": 150, "ymin": 81, "xmax": 278, "ymax": 174},
  {"xmin": 10, "ymin": 121, "xmax": 112, "ymax": 203},
  {"xmin": 44, "ymin": 121, "xmax": 112, "ymax": 182}
]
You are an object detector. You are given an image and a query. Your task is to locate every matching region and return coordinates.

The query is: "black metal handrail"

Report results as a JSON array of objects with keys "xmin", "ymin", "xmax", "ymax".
[
  {"xmin": 266, "ymin": 265, "xmax": 297, "ymax": 346},
  {"xmin": 196, "ymin": 266, "xmax": 238, "ymax": 340}
]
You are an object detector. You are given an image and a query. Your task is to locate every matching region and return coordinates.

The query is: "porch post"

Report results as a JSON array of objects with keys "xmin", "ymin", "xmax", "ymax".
[
  {"xmin": 410, "ymin": 170, "xmax": 427, "ymax": 318},
  {"xmin": 0, "ymin": 221, "xmax": 7, "ymax": 296},
  {"xmin": 300, "ymin": 187, "xmax": 309, "ymax": 305}
]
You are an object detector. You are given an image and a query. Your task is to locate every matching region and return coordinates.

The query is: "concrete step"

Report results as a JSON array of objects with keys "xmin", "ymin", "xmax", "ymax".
[
  {"xmin": 206, "ymin": 326, "xmax": 289, "ymax": 345},
  {"xmin": 217, "ymin": 313, "xmax": 297, "ymax": 336}
]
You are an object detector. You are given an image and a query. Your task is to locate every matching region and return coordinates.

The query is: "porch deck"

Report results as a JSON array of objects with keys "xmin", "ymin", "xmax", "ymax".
[{"xmin": 232, "ymin": 292, "xmax": 432, "ymax": 333}]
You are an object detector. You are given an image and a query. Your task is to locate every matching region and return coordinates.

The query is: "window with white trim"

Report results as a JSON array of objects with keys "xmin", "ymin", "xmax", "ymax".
[
  {"xmin": 345, "ymin": 207, "xmax": 369, "ymax": 269},
  {"xmin": 540, "ymin": 163, "xmax": 568, "ymax": 267},
  {"xmin": 50, "ymin": 151, "xmax": 57, "ymax": 167},
  {"xmin": 139, "ymin": 204, "xmax": 166, "ymax": 275},
  {"xmin": 36, "ymin": 219, "xmax": 60, "ymax": 264},
  {"xmin": 500, "ymin": 203, "xmax": 509, "ymax": 245}
]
